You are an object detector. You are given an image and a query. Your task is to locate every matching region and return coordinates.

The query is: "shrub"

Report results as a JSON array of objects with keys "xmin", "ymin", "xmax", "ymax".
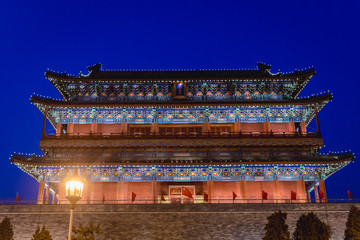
[
  {"xmin": 344, "ymin": 206, "xmax": 360, "ymax": 240},
  {"xmin": 70, "ymin": 222, "xmax": 100, "ymax": 240},
  {"xmin": 292, "ymin": 212, "xmax": 331, "ymax": 240},
  {"xmin": 263, "ymin": 210, "xmax": 290, "ymax": 240},
  {"xmin": 0, "ymin": 216, "xmax": 14, "ymax": 240},
  {"xmin": 31, "ymin": 226, "xmax": 52, "ymax": 240}
]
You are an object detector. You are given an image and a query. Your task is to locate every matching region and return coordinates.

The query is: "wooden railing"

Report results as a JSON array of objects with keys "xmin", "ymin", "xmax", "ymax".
[{"xmin": 43, "ymin": 131, "xmax": 321, "ymax": 140}]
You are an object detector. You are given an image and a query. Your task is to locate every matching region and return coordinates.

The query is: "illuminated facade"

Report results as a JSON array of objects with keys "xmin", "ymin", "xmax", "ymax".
[{"xmin": 11, "ymin": 63, "xmax": 354, "ymax": 204}]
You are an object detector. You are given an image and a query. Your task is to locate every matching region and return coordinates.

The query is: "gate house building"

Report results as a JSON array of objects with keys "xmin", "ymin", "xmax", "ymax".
[{"xmin": 11, "ymin": 63, "xmax": 354, "ymax": 204}]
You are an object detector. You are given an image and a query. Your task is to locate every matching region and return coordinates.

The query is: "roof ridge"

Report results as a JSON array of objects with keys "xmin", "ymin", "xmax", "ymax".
[{"xmin": 45, "ymin": 63, "xmax": 316, "ymax": 79}]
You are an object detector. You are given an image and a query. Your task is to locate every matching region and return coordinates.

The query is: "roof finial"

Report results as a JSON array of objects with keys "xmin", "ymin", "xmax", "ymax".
[
  {"xmin": 87, "ymin": 63, "xmax": 102, "ymax": 74},
  {"xmin": 257, "ymin": 62, "xmax": 271, "ymax": 72}
]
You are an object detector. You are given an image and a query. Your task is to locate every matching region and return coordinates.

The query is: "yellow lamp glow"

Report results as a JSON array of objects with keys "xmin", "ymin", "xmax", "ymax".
[
  {"xmin": 65, "ymin": 168, "xmax": 84, "ymax": 208},
  {"xmin": 65, "ymin": 168, "xmax": 85, "ymax": 240},
  {"xmin": 65, "ymin": 180, "xmax": 84, "ymax": 199}
]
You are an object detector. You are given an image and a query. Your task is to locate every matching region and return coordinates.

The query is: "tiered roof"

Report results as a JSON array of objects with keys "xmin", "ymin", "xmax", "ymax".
[{"xmin": 9, "ymin": 63, "xmax": 355, "ymax": 186}]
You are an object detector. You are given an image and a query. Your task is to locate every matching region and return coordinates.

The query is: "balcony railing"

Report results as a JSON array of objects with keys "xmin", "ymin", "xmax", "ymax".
[
  {"xmin": 43, "ymin": 131, "xmax": 320, "ymax": 140},
  {"xmin": 0, "ymin": 198, "xmax": 357, "ymax": 205}
]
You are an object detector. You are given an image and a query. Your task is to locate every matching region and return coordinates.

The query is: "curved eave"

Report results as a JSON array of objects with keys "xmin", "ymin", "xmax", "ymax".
[
  {"xmin": 11, "ymin": 161, "xmax": 40, "ymax": 181},
  {"xmin": 11, "ymin": 156, "xmax": 354, "ymax": 169},
  {"xmin": 10, "ymin": 154, "xmax": 354, "ymax": 168},
  {"xmin": 305, "ymin": 96, "xmax": 331, "ymax": 126},
  {"xmin": 31, "ymin": 93, "xmax": 331, "ymax": 108},
  {"xmin": 31, "ymin": 100, "xmax": 57, "ymax": 129},
  {"xmin": 46, "ymin": 76, "xmax": 70, "ymax": 101},
  {"xmin": 291, "ymin": 73, "xmax": 314, "ymax": 99}
]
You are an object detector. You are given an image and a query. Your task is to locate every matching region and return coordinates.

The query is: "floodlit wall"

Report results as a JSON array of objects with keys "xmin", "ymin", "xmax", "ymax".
[
  {"xmin": 97, "ymin": 124, "xmax": 122, "ymax": 134},
  {"xmin": 56, "ymin": 181, "xmax": 307, "ymax": 204},
  {"xmin": 0, "ymin": 203, "xmax": 356, "ymax": 240}
]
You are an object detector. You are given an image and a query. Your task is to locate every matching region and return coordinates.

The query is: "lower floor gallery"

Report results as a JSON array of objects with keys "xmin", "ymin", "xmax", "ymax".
[{"xmin": 37, "ymin": 179, "xmax": 327, "ymax": 204}]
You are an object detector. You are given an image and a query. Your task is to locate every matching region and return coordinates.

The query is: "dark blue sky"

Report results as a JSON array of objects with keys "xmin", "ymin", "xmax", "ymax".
[{"xmin": 1, "ymin": 0, "xmax": 359, "ymax": 200}]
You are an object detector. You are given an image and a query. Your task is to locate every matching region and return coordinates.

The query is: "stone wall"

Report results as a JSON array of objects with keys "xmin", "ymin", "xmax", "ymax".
[{"xmin": 0, "ymin": 203, "xmax": 358, "ymax": 240}]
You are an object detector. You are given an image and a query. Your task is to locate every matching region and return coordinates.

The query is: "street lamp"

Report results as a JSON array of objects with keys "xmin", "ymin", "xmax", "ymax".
[{"xmin": 65, "ymin": 167, "xmax": 84, "ymax": 240}]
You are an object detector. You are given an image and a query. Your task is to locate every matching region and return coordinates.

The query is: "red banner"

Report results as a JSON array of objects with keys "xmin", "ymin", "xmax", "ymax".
[
  {"xmin": 131, "ymin": 192, "xmax": 137, "ymax": 202},
  {"xmin": 320, "ymin": 190, "xmax": 325, "ymax": 200},
  {"xmin": 291, "ymin": 191, "xmax": 296, "ymax": 200},
  {"xmin": 262, "ymin": 190, "xmax": 268, "ymax": 200},
  {"xmin": 204, "ymin": 192, "xmax": 208, "ymax": 202},
  {"xmin": 182, "ymin": 187, "xmax": 193, "ymax": 199},
  {"xmin": 232, "ymin": 191, "xmax": 237, "ymax": 200},
  {"xmin": 16, "ymin": 192, "xmax": 20, "ymax": 202},
  {"xmin": 348, "ymin": 190, "xmax": 353, "ymax": 200},
  {"xmin": 161, "ymin": 193, "xmax": 166, "ymax": 202}
]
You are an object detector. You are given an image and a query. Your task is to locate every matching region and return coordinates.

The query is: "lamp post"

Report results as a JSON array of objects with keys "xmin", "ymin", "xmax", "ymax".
[{"xmin": 65, "ymin": 168, "xmax": 84, "ymax": 240}]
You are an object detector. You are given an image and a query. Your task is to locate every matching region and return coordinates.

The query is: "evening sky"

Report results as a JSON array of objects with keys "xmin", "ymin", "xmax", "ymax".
[{"xmin": 0, "ymin": 0, "xmax": 359, "ymax": 200}]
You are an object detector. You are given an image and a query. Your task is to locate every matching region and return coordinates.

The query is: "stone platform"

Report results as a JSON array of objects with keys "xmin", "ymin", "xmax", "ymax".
[{"xmin": 0, "ymin": 203, "xmax": 357, "ymax": 239}]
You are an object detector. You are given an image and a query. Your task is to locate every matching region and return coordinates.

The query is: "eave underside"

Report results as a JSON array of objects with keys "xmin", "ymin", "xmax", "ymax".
[
  {"xmin": 31, "ymin": 93, "xmax": 331, "ymax": 130},
  {"xmin": 11, "ymin": 154, "xmax": 353, "ymax": 184},
  {"xmin": 45, "ymin": 65, "xmax": 315, "ymax": 101},
  {"xmin": 11, "ymin": 153, "xmax": 353, "ymax": 166},
  {"xmin": 32, "ymin": 91, "xmax": 329, "ymax": 108}
]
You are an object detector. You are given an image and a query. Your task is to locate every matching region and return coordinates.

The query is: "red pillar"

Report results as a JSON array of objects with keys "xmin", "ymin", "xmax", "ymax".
[
  {"xmin": 45, "ymin": 186, "xmax": 50, "ymax": 204},
  {"xmin": 300, "ymin": 121, "xmax": 306, "ymax": 134},
  {"xmin": 234, "ymin": 121, "xmax": 241, "ymax": 133},
  {"xmin": 91, "ymin": 122, "xmax": 98, "ymax": 134},
  {"xmin": 264, "ymin": 121, "xmax": 271, "ymax": 133},
  {"xmin": 56, "ymin": 122, "xmax": 62, "ymax": 136},
  {"xmin": 314, "ymin": 184, "xmax": 320, "ymax": 203},
  {"xmin": 202, "ymin": 122, "xmax": 210, "ymax": 135},
  {"xmin": 296, "ymin": 179, "xmax": 306, "ymax": 203},
  {"xmin": 239, "ymin": 180, "xmax": 247, "ymax": 203},
  {"xmin": 151, "ymin": 180, "xmax": 158, "ymax": 204},
  {"xmin": 273, "ymin": 180, "xmax": 280, "ymax": 203},
  {"xmin": 207, "ymin": 180, "xmax": 213, "ymax": 203},
  {"xmin": 319, "ymin": 179, "xmax": 327, "ymax": 203},
  {"xmin": 52, "ymin": 194, "xmax": 57, "ymax": 204},
  {"xmin": 37, "ymin": 181, "xmax": 45, "ymax": 204},
  {"xmin": 314, "ymin": 106, "xmax": 321, "ymax": 136},
  {"xmin": 42, "ymin": 108, "xmax": 48, "ymax": 138}
]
